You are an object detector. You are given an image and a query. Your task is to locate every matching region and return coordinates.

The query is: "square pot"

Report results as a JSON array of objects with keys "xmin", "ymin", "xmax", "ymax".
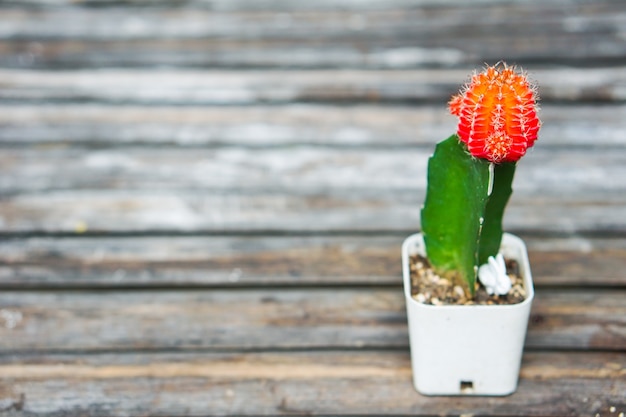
[{"xmin": 402, "ymin": 232, "xmax": 534, "ymax": 396}]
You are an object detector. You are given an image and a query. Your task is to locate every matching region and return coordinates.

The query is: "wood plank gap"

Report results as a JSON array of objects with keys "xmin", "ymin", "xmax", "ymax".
[
  {"xmin": 1, "ymin": 141, "xmax": 625, "ymax": 153},
  {"xmin": 1, "ymin": 228, "xmax": 626, "ymax": 239},
  {"xmin": 1, "ymin": 345, "xmax": 619, "ymax": 361},
  {"xmin": 0, "ymin": 345, "xmax": 412, "ymax": 360},
  {"xmin": 0, "ymin": 96, "xmax": 622, "ymax": 107},
  {"xmin": 0, "ymin": 283, "xmax": 406, "ymax": 292}
]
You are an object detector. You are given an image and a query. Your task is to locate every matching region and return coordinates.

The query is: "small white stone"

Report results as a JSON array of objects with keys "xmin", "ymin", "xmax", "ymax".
[{"xmin": 478, "ymin": 254, "xmax": 511, "ymax": 296}]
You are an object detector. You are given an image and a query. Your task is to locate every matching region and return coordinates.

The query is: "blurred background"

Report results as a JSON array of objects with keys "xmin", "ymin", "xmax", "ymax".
[{"xmin": 0, "ymin": 0, "xmax": 625, "ymax": 265}]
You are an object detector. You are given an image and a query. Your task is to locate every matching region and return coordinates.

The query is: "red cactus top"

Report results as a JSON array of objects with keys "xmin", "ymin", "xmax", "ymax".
[{"xmin": 449, "ymin": 64, "xmax": 541, "ymax": 163}]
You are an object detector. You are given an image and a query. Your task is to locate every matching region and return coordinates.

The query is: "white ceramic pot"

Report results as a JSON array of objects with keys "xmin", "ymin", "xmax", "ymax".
[{"xmin": 402, "ymin": 233, "xmax": 534, "ymax": 396}]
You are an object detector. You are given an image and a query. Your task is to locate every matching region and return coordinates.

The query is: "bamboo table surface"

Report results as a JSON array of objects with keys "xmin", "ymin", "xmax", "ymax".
[{"xmin": 0, "ymin": 0, "xmax": 625, "ymax": 416}]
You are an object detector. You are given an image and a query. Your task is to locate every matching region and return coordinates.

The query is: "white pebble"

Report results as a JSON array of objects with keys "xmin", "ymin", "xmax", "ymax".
[{"xmin": 478, "ymin": 254, "xmax": 511, "ymax": 295}]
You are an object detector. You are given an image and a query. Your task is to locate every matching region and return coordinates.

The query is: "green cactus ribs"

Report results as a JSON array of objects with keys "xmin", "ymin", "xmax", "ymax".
[{"xmin": 420, "ymin": 135, "xmax": 516, "ymax": 297}]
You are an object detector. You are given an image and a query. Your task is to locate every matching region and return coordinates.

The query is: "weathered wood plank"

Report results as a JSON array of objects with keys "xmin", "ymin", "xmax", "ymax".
[
  {"xmin": 0, "ymin": 289, "xmax": 623, "ymax": 351},
  {"xmin": 0, "ymin": 39, "xmax": 464, "ymax": 69},
  {"xmin": 0, "ymin": 2, "xmax": 621, "ymax": 41},
  {"xmin": 0, "ymin": 144, "xmax": 623, "ymax": 234},
  {"xmin": 0, "ymin": 2, "xmax": 623, "ymax": 69},
  {"xmin": 0, "ymin": 351, "xmax": 623, "ymax": 416},
  {"xmin": 0, "ymin": 236, "xmax": 623, "ymax": 288},
  {"xmin": 1, "ymin": 190, "xmax": 624, "ymax": 234},
  {"xmin": 0, "ymin": 146, "xmax": 623, "ymax": 194},
  {"xmin": 0, "ymin": 0, "xmax": 620, "ymax": 10},
  {"xmin": 0, "ymin": 104, "xmax": 624, "ymax": 147},
  {"xmin": 0, "ymin": 68, "xmax": 623, "ymax": 104},
  {"xmin": 0, "ymin": 39, "xmax": 616, "ymax": 71},
  {"xmin": 0, "ymin": 103, "xmax": 451, "ymax": 146}
]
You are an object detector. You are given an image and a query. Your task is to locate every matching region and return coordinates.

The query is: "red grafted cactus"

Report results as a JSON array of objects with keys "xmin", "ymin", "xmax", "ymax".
[
  {"xmin": 449, "ymin": 64, "xmax": 541, "ymax": 163},
  {"xmin": 422, "ymin": 63, "xmax": 542, "ymax": 297}
]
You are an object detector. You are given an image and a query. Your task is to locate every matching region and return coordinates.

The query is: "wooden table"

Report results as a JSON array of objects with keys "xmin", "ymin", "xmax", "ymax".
[{"xmin": 0, "ymin": 1, "xmax": 625, "ymax": 415}]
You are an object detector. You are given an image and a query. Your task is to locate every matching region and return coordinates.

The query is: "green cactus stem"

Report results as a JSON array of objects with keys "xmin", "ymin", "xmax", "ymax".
[
  {"xmin": 421, "ymin": 135, "xmax": 516, "ymax": 297},
  {"xmin": 478, "ymin": 161, "xmax": 516, "ymax": 266}
]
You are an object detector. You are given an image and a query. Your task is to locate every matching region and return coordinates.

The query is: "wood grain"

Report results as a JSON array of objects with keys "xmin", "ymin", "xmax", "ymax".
[
  {"xmin": 0, "ymin": 190, "xmax": 624, "ymax": 234},
  {"xmin": 0, "ymin": 236, "xmax": 624, "ymax": 287},
  {"xmin": 0, "ymin": 2, "xmax": 623, "ymax": 69},
  {"xmin": 1, "ymin": 104, "xmax": 623, "ymax": 147},
  {"xmin": 0, "ymin": 143, "xmax": 624, "ymax": 234},
  {"xmin": 0, "ymin": 68, "xmax": 623, "ymax": 104},
  {"xmin": 1, "ymin": 146, "xmax": 624, "ymax": 193},
  {"xmin": 1, "ymin": 3, "xmax": 622, "ymax": 41},
  {"xmin": 0, "ymin": 288, "xmax": 623, "ymax": 352},
  {"xmin": 0, "ymin": 351, "xmax": 623, "ymax": 416},
  {"xmin": 0, "ymin": 0, "xmax": 623, "ymax": 10}
]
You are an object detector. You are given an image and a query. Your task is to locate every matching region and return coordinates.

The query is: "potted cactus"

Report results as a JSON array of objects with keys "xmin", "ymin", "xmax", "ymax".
[{"xmin": 402, "ymin": 63, "xmax": 541, "ymax": 396}]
